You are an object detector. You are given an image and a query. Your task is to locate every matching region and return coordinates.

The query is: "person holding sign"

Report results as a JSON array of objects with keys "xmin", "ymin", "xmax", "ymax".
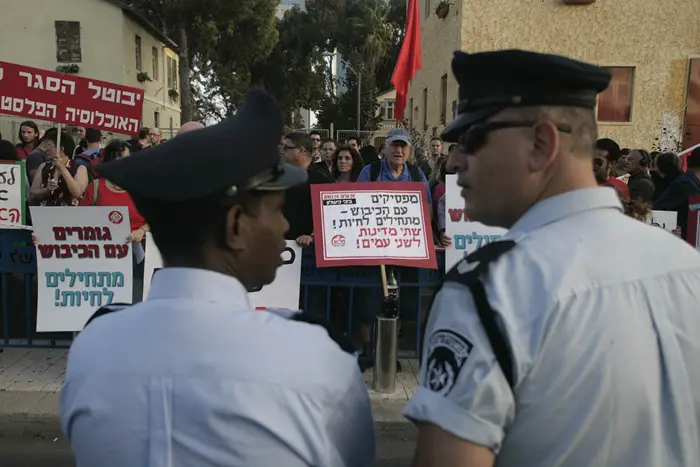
[
  {"xmin": 60, "ymin": 89, "xmax": 374, "ymax": 467},
  {"xmin": 405, "ymin": 49, "xmax": 700, "ymax": 467}
]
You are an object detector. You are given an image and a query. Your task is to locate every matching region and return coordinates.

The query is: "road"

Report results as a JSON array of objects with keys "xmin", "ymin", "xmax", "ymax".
[{"xmin": 0, "ymin": 436, "xmax": 414, "ymax": 467}]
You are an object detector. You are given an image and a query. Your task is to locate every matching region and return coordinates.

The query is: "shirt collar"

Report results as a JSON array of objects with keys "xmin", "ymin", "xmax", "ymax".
[
  {"xmin": 83, "ymin": 147, "xmax": 101, "ymax": 156},
  {"xmin": 507, "ymin": 186, "xmax": 623, "ymax": 236},
  {"xmin": 381, "ymin": 158, "xmax": 408, "ymax": 180},
  {"xmin": 147, "ymin": 267, "xmax": 250, "ymax": 309}
]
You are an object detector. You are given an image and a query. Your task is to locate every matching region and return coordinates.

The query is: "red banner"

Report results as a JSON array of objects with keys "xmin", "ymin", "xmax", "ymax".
[{"xmin": 0, "ymin": 61, "xmax": 144, "ymax": 135}]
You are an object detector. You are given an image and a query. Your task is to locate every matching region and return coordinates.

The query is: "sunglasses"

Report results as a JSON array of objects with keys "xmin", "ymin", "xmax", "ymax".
[
  {"xmin": 593, "ymin": 158, "xmax": 606, "ymax": 168},
  {"xmin": 311, "ymin": 138, "xmax": 321, "ymax": 142},
  {"xmin": 457, "ymin": 120, "xmax": 572, "ymax": 154},
  {"xmin": 282, "ymin": 145, "xmax": 300, "ymax": 151}
]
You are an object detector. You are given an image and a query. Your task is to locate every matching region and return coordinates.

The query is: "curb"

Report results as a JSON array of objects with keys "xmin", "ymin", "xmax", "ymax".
[
  {"xmin": 0, "ymin": 415, "xmax": 415, "ymax": 443},
  {"xmin": 0, "ymin": 413, "xmax": 63, "ymax": 439}
]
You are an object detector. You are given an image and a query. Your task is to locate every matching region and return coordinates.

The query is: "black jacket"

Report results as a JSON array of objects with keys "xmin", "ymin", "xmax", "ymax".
[
  {"xmin": 653, "ymin": 171, "xmax": 700, "ymax": 236},
  {"xmin": 283, "ymin": 163, "xmax": 333, "ymax": 240},
  {"xmin": 628, "ymin": 172, "xmax": 655, "ymax": 202}
]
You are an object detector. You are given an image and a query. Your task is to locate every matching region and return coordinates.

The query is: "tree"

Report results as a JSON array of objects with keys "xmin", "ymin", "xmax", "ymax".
[
  {"xmin": 249, "ymin": 8, "xmax": 327, "ymax": 121},
  {"xmin": 128, "ymin": 0, "xmax": 278, "ymax": 121}
]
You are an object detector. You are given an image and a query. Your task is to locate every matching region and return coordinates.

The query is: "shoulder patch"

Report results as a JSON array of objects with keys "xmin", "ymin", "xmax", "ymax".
[
  {"xmin": 291, "ymin": 312, "xmax": 356, "ymax": 355},
  {"xmin": 84, "ymin": 303, "xmax": 131, "ymax": 327},
  {"xmin": 425, "ymin": 329, "xmax": 474, "ymax": 396}
]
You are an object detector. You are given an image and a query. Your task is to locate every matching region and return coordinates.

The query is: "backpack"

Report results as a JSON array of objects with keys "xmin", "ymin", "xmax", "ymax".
[
  {"xmin": 74, "ymin": 149, "xmax": 104, "ymax": 182},
  {"xmin": 369, "ymin": 160, "xmax": 421, "ymax": 182}
]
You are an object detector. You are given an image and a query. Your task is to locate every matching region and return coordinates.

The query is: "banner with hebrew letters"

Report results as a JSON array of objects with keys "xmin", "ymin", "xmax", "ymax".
[
  {"xmin": 31, "ymin": 206, "xmax": 133, "ymax": 332},
  {"xmin": 445, "ymin": 174, "xmax": 507, "ymax": 270},
  {"xmin": 645, "ymin": 210, "xmax": 678, "ymax": 233},
  {"xmin": 142, "ymin": 234, "xmax": 303, "ymax": 309},
  {"xmin": 311, "ymin": 182, "xmax": 436, "ymax": 268},
  {"xmin": 0, "ymin": 161, "xmax": 26, "ymax": 228},
  {"xmin": 0, "ymin": 61, "xmax": 144, "ymax": 135}
]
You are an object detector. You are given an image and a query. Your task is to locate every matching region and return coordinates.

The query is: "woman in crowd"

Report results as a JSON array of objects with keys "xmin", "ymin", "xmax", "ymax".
[
  {"xmin": 332, "ymin": 146, "xmax": 363, "ymax": 183},
  {"xmin": 80, "ymin": 139, "xmax": 148, "ymax": 302},
  {"xmin": 79, "ymin": 140, "xmax": 148, "ymax": 243},
  {"xmin": 29, "ymin": 129, "xmax": 86, "ymax": 206}
]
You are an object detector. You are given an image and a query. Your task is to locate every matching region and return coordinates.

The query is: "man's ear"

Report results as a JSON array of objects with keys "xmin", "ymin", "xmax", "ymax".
[
  {"xmin": 224, "ymin": 204, "xmax": 247, "ymax": 251},
  {"xmin": 529, "ymin": 121, "xmax": 559, "ymax": 173}
]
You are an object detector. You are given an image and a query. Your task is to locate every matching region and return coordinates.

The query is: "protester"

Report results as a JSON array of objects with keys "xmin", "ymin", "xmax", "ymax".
[
  {"xmin": 313, "ymin": 139, "xmax": 337, "ymax": 179},
  {"xmin": 359, "ymin": 144, "xmax": 379, "ymax": 165},
  {"xmin": 653, "ymin": 147, "xmax": 700, "ymax": 238},
  {"xmin": 29, "ymin": 129, "xmax": 85, "ymax": 206},
  {"xmin": 15, "ymin": 120, "xmax": 39, "ymax": 161},
  {"xmin": 405, "ymin": 49, "xmax": 700, "ymax": 467},
  {"xmin": 0, "ymin": 140, "xmax": 18, "ymax": 161},
  {"xmin": 331, "ymin": 146, "xmax": 363, "ymax": 182},
  {"xmin": 594, "ymin": 138, "xmax": 630, "ymax": 199},
  {"xmin": 626, "ymin": 148, "xmax": 655, "ymax": 202},
  {"xmin": 60, "ymin": 89, "xmax": 374, "ymax": 467},
  {"xmin": 652, "ymin": 151, "xmax": 683, "ymax": 201},
  {"xmin": 25, "ymin": 129, "xmax": 59, "ymax": 183}
]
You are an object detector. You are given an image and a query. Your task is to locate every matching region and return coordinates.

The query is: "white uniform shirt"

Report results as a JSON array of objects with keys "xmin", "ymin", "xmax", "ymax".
[
  {"xmin": 61, "ymin": 268, "xmax": 375, "ymax": 467},
  {"xmin": 405, "ymin": 187, "xmax": 700, "ymax": 466}
]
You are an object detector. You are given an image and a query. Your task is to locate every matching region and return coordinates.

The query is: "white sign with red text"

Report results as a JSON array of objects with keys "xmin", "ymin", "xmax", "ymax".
[{"xmin": 31, "ymin": 206, "xmax": 133, "ymax": 331}]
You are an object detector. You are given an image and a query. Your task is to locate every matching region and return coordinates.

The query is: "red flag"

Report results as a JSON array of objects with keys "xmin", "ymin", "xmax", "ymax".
[{"xmin": 391, "ymin": 0, "xmax": 422, "ymax": 122}]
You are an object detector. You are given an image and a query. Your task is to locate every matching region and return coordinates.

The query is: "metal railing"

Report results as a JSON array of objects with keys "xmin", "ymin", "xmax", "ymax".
[{"xmin": 0, "ymin": 229, "xmax": 444, "ymax": 357}]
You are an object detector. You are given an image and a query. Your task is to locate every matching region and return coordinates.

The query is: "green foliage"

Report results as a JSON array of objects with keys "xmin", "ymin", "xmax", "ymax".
[
  {"xmin": 128, "ymin": 0, "xmax": 279, "ymax": 120},
  {"xmin": 250, "ymin": 8, "xmax": 327, "ymax": 120}
]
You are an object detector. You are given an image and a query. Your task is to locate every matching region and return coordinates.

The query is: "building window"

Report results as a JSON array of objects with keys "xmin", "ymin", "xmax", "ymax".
[
  {"xmin": 55, "ymin": 21, "xmax": 82, "ymax": 63},
  {"xmin": 152, "ymin": 47, "xmax": 159, "ymax": 80},
  {"xmin": 135, "ymin": 35, "xmax": 142, "ymax": 72},
  {"xmin": 440, "ymin": 74, "xmax": 448, "ymax": 125},
  {"xmin": 422, "ymin": 87, "xmax": 428, "ymax": 130},
  {"xmin": 383, "ymin": 100, "xmax": 395, "ymax": 120},
  {"xmin": 597, "ymin": 67, "xmax": 635, "ymax": 122},
  {"xmin": 409, "ymin": 97, "xmax": 414, "ymax": 129},
  {"xmin": 154, "ymin": 111, "xmax": 160, "ymax": 128},
  {"xmin": 424, "ymin": 0, "xmax": 431, "ymax": 19},
  {"xmin": 167, "ymin": 56, "xmax": 178, "ymax": 91},
  {"xmin": 452, "ymin": 100, "xmax": 457, "ymax": 120}
]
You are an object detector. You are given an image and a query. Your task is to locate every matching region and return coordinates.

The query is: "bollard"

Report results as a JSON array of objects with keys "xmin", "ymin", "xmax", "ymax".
[
  {"xmin": 373, "ymin": 267, "xmax": 399, "ymax": 393},
  {"xmin": 372, "ymin": 314, "xmax": 398, "ymax": 393}
]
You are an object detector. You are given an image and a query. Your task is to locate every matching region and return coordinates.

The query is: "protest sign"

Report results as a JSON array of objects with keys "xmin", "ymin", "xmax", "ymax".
[
  {"xmin": 32, "ymin": 206, "xmax": 132, "ymax": 332},
  {"xmin": 311, "ymin": 182, "xmax": 436, "ymax": 268},
  {"xmin": 0, "ymin": 61, "xmax": 144, "ymax": 135},
  {"xmin": 444, "ymin": 174, "xmax": 507, "ymax": 270},
  {"xmin": 646, "ymin": 210, "xmax": 678, "ymax": 233},
  {"xmin": 0, "ymin": 161, "xmax": 25, "ymax": 227},
  {"xmin": 142, "ymin": 234, "xmax": 303, "ymax": 309}
]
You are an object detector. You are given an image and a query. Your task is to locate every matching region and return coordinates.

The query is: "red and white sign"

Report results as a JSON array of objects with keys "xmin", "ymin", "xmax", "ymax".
[
  {"xmin": 311, "ymin": 182, "xmax": 437, "ymax": 269},
  {"xmin": 0, "ymin": 61, "xmax": 144, "ymax": 135}
]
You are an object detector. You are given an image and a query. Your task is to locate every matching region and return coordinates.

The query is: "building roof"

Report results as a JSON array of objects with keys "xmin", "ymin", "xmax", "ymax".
[{"xmin": 105, "ymin": 0, "xmax": 179, "ymax": 50}]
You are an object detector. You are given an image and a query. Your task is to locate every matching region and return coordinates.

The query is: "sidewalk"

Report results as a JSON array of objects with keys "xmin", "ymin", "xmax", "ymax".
[{"xmin": 0, "ymin": 346, "xmax": 417, "ymax": 440}]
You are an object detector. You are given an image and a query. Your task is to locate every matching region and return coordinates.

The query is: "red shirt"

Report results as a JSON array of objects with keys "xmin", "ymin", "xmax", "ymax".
[
  {"xmin": 15, "ymin": 145, "xmax": 31, "ymax": 161},
  {"xmin": 80, "ymin": 178, "xmax": 146, "ymax": 232},
  {"xmin": 601, "ymin": 177, "xmax": 630, "ymax": 199}
]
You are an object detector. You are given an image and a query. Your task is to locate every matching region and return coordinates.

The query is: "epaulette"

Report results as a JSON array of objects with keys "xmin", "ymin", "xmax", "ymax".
[
  {"xmin": 440, "ymin": 240, "xmax": 517, "ymax": 389},
  {"xmin": 291, "ymin": 312, "xmax": 357, "ymax": 356},
  {"xmin": 83, "ymin": 303, "xmax": 131, "ymax": 327}
]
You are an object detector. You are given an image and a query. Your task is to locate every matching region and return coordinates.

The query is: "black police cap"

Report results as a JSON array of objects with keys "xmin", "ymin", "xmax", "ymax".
[
  {"xmin": 442, "ymin": 49, "xmax": 612, "ymax": 142},
  {"xmin": 98, "ymin": 89, "xmax": 307, "ymax": 201}
]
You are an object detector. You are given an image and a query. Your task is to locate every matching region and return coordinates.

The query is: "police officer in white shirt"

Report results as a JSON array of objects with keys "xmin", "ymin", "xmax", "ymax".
[
  {"xmin": 404, "ymin": 49, "xmax": 700, "ymax": 466},
  {"xmin": 60, "ymin": 89, "xmax": 375, "ymax": 467}
]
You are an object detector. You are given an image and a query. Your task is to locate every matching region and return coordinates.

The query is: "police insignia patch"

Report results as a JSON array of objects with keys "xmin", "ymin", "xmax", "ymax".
[{"xmin": 425, "ymin": 329, "xmax": 473, "ymax": 396}]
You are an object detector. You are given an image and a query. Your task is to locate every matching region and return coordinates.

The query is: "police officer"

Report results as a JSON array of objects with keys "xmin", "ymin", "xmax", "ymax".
[
  {"xmin": 404, "ymin": 50, "xmax": 700, "ymax": 466},
  {"xmin": 60, "ymin": 90, "xmax": 375, "ymax": 466}
]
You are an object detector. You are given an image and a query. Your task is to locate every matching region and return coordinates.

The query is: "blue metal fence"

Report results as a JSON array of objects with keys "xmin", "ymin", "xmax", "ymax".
[{"xmin": 0, "ymin": 228, "xmax": 445, "ymax": 356}]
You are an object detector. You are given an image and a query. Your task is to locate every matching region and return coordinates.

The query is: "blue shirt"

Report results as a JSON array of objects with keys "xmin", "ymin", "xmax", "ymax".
[
  {"xmin": 357, "ymin": 159, "xmax": 433, "ymax": 204},
  {"xmin": 61, "ymin": 268, "xmax": 375, "ymax": 467}
]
